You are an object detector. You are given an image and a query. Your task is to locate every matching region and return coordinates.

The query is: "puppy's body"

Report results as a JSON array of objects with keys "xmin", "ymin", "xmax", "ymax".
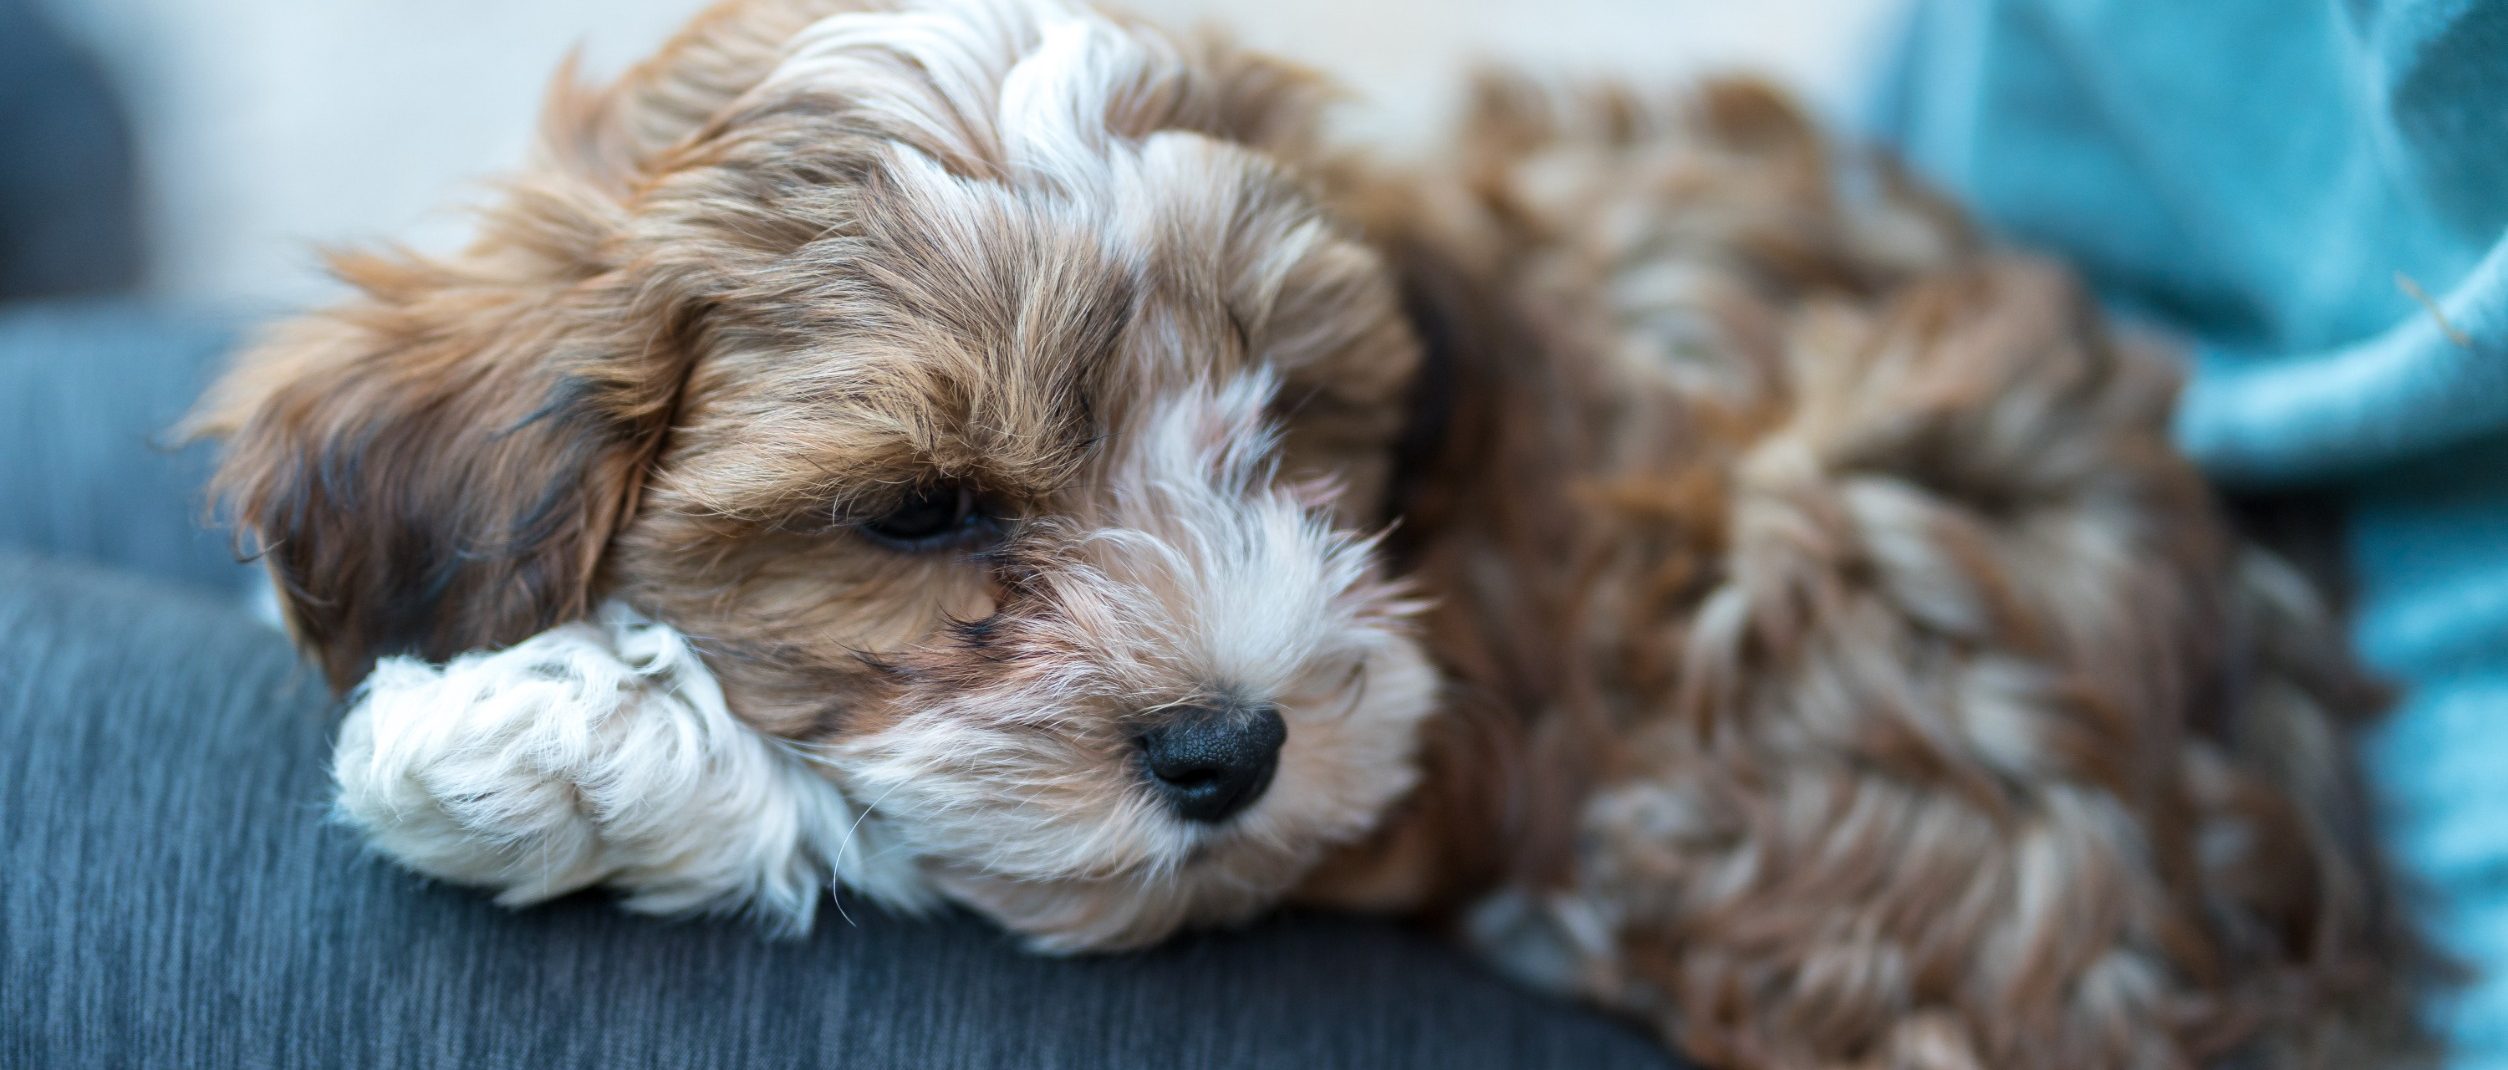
[
  {"xmin": 196, "ymin": 2, "xmax": 2418, "ymax": 1066},
  {"xmin": 1314, "ymin": 84, "xmax": 2424, "ymax": 1067}
]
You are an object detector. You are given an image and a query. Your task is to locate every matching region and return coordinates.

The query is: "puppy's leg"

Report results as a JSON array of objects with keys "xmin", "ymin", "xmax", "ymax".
[{"xmin": 332, "ymin": 603, "xmax": 931, "ymax": 931}]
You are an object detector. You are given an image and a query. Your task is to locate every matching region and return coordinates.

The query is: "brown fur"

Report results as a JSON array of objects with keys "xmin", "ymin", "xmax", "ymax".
[{"xmin": 1312, "ymin": 78, "xmax": 2426, "ymax": 1068}]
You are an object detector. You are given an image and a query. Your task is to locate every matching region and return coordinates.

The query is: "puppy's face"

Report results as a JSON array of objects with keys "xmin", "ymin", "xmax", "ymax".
[
  {"xmin": 201, "ymin": 0, "xmax": 1435, "ymax": 949},
  {"xmin": 613, "ymin": 42, "xmax": 1441, "ymax": 945}
]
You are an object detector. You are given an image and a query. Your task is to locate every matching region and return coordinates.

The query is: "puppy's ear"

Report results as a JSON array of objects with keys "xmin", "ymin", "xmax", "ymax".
[
  {"xmin": 187, "ymin": 3, "xmax": 840, "ymax": 690},
  {"xmin": 192, "ymin": 190, "xmax": 680, "ymax": 690}
]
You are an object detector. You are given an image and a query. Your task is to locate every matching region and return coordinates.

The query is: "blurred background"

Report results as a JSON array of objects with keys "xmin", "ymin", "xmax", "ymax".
[{"xmin": 29, "ymin": 0, "xmax": 1902, "ymax": 312}]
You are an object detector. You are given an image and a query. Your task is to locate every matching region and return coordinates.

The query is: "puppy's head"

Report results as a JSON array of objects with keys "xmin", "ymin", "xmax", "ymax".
[{"xmin": 197, "ymin": 0, "xmax": 1436, "ymax": 949}]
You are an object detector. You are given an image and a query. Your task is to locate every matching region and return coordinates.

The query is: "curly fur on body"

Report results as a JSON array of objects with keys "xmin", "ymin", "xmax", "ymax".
[{"xmin": 1310, "ymin": 79, "xmax": 2428, "ymax": 1069}]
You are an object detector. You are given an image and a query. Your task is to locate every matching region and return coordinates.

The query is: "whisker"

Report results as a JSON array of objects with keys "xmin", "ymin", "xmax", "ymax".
[{"xmin": 828, "ymin": 775, "xmax": 914, "ymax": 929}]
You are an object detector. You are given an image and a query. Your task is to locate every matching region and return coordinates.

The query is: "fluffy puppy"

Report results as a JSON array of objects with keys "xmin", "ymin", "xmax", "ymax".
[
  {"xmin": 197, "ymin": 0, "xmax": 1436, "ymax": 950},
  {"xmin": 194, "ymin": 1, "xmax": 2421, "ymax": 1066}
]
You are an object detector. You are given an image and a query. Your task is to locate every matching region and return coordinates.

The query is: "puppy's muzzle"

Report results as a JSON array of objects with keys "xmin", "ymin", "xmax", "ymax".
[{"xmin": 1136, "ymin": 701, "xmax": 1287, "ymax": 824}]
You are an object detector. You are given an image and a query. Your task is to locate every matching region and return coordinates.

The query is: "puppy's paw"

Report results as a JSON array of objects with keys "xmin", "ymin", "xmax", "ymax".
[
  {"xmin": 331, "ymin": 604, "xmax": 930, "ymax": 931},
  {"xmin": 331, "ymin": 652, "xmax": 622, "ymax": 909}
]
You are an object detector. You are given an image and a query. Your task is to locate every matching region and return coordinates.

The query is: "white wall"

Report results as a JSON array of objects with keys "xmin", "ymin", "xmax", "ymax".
[{"xmin": 42, "ymin": 0, "xmax": 1902, "ymax": 311}]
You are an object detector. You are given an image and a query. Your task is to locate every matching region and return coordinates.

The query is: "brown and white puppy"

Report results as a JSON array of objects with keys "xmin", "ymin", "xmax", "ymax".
[
  {"xmin": 196, "ymin": 0, "xmax": 1435, "ymax": 950},
  {"xmin": 196, "ymin": 0, "xmax": 2422, "ymax": 1066}
]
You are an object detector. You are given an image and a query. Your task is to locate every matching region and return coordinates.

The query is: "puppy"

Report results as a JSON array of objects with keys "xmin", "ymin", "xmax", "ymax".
[
  {"xmin": 194, "ymin": 0, "xmax": 2421, "ymax": 1065},
  {"xmin": 197, "ymin": 0, "xmax": 1437, "ymax": 950}
]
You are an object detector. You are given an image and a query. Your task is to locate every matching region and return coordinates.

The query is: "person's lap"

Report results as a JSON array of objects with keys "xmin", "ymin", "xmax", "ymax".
[{"xmin": 0, "ymin": 552, "xmax": 1673, "ymax": 1069}]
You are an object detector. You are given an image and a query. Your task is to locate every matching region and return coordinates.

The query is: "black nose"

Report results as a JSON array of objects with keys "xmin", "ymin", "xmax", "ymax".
[{"xmin": 1136, "ymin": 702, "xmax": 1287, "ymax": 824}]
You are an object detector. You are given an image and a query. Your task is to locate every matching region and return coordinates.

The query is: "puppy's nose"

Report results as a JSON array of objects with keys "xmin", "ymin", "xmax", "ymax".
[{"xmin": 1136, "ymin": 702, "xmax": 1287, "ymax": 824}]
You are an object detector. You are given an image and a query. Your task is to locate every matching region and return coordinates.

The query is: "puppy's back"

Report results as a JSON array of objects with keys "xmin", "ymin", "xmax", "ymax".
[{"xmin": 1337, "ymin": 77, "xmax": 2428, "ymax": 1069}]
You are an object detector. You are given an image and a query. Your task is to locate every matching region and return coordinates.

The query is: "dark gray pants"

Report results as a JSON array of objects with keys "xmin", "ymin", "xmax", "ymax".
[{"xmin": 0, "ymin": 300, "xmax": 1674, "ymax": 1068}]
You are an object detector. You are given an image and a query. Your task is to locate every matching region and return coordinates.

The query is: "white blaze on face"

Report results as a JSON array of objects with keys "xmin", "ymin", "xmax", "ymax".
[{"xmin": 1085, "ymin": 372, "xmax": 1396, "ymax": 699}]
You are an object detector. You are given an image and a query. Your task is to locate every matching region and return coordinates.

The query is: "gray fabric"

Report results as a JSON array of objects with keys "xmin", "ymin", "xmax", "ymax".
[
  {"xmin": 0, "ymin": 301, "xmax": 254, "ymax": 593},
  {"xmin": 0, "ymin": 552, "xmax": 1680, "ymax": 1069}
]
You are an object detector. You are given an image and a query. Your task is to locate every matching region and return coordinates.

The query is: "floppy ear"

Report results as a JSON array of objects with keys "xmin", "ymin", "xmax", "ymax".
[
  {"xmin": 188, "ymin": 2, "xmax": 858, "ymax": 690},
  {"xmin": 193, "ymin": 211, "xmax": 683, "ymax": 691}
]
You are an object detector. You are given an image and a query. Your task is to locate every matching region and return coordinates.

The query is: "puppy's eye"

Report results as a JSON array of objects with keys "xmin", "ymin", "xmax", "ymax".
[{"xmin": 857, "ymin": 483, "xmax": 1000, "ymax": 552}]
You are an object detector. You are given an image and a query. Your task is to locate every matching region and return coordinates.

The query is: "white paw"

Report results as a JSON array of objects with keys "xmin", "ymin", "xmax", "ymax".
[{"xmin": 331, "ymin": 604, "xmax": 931, "ymax": 931}]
